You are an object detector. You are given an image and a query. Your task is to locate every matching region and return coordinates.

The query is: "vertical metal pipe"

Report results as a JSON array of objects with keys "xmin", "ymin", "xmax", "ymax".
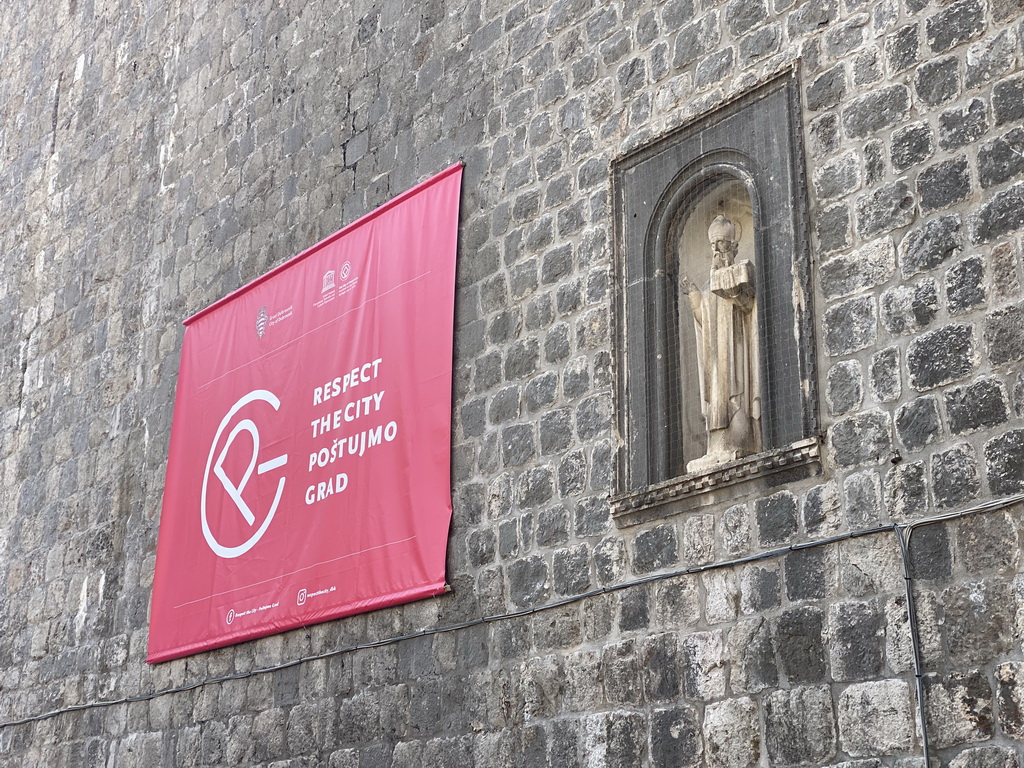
[{"xmin": 893, "ymin": 524, "xmax": 933, "ymax": 767}]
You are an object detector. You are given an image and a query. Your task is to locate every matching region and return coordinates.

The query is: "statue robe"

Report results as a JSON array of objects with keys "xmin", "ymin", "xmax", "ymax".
[{"xmin": 689, "ymin": 259, "xmax": 761, "ymax": 464}]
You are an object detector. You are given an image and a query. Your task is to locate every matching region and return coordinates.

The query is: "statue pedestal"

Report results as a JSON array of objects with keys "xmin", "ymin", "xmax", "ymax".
[
  {"xmin": 686, "ymin": 450, "xmax": 744, "ymax": 474},
  {"xmin": 685, "ymin": 406, "xmax": 760, "ymax": 474}
]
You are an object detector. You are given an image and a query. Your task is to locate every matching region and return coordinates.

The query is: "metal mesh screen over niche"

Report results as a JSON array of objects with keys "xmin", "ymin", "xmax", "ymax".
[{"xmin": 612, "ymin": 71, "xmax": 818, "ymax": 495}]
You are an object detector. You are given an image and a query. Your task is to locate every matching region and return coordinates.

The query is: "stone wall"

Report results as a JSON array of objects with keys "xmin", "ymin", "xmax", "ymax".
[{"xmin": 1, "ymin": 0, "xmax": 1023, "ymax": 765}]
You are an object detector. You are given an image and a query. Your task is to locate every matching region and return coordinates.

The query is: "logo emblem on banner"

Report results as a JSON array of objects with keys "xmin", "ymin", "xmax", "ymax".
[
  {"xmin": 201, "ymin": 390, "xmax": 289, "ymax": 559},
  {"xmin": 255, "ymin": 307, "xmax": 268, "ymax": 338}
]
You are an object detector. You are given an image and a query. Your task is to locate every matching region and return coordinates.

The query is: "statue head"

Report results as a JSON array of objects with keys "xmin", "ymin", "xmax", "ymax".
[{"xmin": 708, "ymin": 214, "xmax": 738, "ymax": 267}]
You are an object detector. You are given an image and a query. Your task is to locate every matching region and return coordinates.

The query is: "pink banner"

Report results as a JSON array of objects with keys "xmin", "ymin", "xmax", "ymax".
[{"xmin": 148, "ymin": 164, "xmax": 462, "ymax": 663}]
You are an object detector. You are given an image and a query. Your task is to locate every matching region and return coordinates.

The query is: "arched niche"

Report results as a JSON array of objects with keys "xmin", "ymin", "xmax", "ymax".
[
  {"xmin": 652, "ymin": 156, "xmax": 766, "ymax": 478},
  {"xmin": 612, "ymin": 71, "xmax": 819, "ymax": 520}
]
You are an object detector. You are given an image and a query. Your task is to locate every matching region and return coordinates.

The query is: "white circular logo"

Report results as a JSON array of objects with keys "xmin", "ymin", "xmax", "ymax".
[
  {"xmin": 201, "ymin": 390, "xmax": 289, "ymax": 559},
  {"xmin": 340, "ymin": 261, "xmax": 352, "ymax": 280}
]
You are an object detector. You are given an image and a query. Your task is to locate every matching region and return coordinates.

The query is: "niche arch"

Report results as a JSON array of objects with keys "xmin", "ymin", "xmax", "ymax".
[{"xmin": 651, "ymin": 154, "xmax": 767, "ymax": 479}]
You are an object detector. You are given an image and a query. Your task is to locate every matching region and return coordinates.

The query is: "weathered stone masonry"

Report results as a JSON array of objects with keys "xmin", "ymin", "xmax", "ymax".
[{"xmin": 1, "ymin": 0, "xmax": 1024, "ymax": 765}]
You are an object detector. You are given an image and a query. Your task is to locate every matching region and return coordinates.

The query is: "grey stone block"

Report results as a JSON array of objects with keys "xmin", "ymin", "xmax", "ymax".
[
  {"xmin": 595, "ymin": 537, "xmax": 628, "ymax": 586},
  {"xmin": 939, "ymin": 98, "xmax": 988, "ymax": 151},
  {"xmin": 996, "ymin": 662, "xmax": 1024, "ymax": 739},
  {"xmin": 650, "ymin": 705, "xmax": 702, "ymax": 768},
  {"xmin": 641, "ymin": 633, "xmax": 681, "ymax": 702},
  {"xmin": 764, "ymin": 686, "xmax": 836, "ymax": 765},
  {"xmin": 805, "ymin": 481, "xmax": 841, "ymax": 535},
  {"xmin": 539, "ymin": 407, "xmax": 573, "ymax": 454},
  {"xmin": 788, "ymin": 0, "xmax": 839, "ymax": 37},
  {"xmin": 820, "ymin": 238, "xmax": 895, "ymax": 299},
  {"xmin": 500, "ymin": 423, "xmax": 536, "ymax": 467},
  {"xmin": 824, "ymin": 296, "xmax": 877, "ymax": 356},
  {"xmin": 842, "ymin": 85, "xmax": 910, "ymax": 137},
  {"xmin": 899, "ymin": 214, "xmax": 963, "ymax": 277},
  {"xmin": 965, "ymin": 29, "xmax": 1017, "ymax": 89},
  {"xmin": 979, "ymin": 127, "xmax": 1024, "ymax": 190},
  {"xmin": 844, "ymin": 470, "xmax": 882, "ymax": 528},
  {"xmin": 830, "ymin": 411, "xmax": 892, "ymax": 467},
  {"xmin": 730, "ymin": 617, "xmax": 779, "ymax": 693},
  {"xmin": 680, "ymin": 630, "xmax": 728, "ymax": 700},
  {"xmin": 778, "ymin": 614, "xmax": 827, "ymax": 684},
  {"xmin": 507, "ymin": 555, "xmax": 550, "ymax": 608},
  {"xmin": 785, "ymin": 548, "xmax": 828, "ymax": 601},
  {"xmin": 518, "ymin": 466, "xmax": 554, "ymax": 508},
  {"xmin": 924, "ymin": 670, "xmax": 994, "ymax": 749},
  {"xmin": 557, "ymin": 450, "xmax": 588, "ymax": 498},
  {"xmin": 895, "ymin": 396, "xmax": 941, "ymax": 452},
  {"xmin": 575, "ymin": 392, "xmax": 610, "ymax": 440},
  {"xmin": 504, "ymin": 338, "xmax": 540, "ymax": 379},
  {"xmin": 836, "ymin": 680, "xmax": 914, "ymax": 756},
  {"xmin": 870, "ymin": 346, "xmax": 902, "ymax": 403},
  {"xmin": 544, "ymin": 322, "xmax": 571, "ymax": 363},
  {"xmin": 908, "ymin": 523, "xmax": 952, "ymax": 580},
  {"xmin": 885, "ymin": 24, "xmax": 919, "ymax": 73},
  {"xmin": 946, "ymin": 256, "xmax": 986, "ymax": 315},
  {"xmin": 817, "ymin": 202, "xmax": 853, "ymax": 252},
  {"xmin": 944, "ymin": 377, "xmax": 1008, "ymax": 435},
  {"xmin": 914, "ymin": 55, "xmax": 960, "ymax": 107},
  {"xmin": 907, "ymin": 324, "xmax": 976, "ymax": 390},
  {"xmin": 985, "ymin": 429, "xmax": 1024, "ymax": 494},
  {"xmin": 553, "ymin": 544, "xmax": 591, "ymax": 595},
  {"xmin": 949, "ymin": 746, "xmax": 1021, "ymax": 768},
  {"xmin": 524, "ymin": 370, "xmax": 558, "ymax": 412},
  {"xmin": 890, "ymin": 122, "xmax": 934, "ymax": 171},
  {"xmin": 703, "ymin": 697, "xmax": 759, "ymax": 768},
  {"xmin": 489, "ymin": 385, "xmax": 522, "ymax": 424},
  {"xmin": 926, "ymin": 0, "xmax": 985, "ymax": 53},
  {"xmin": 632, "ymin": 525, "xmax": 678, "ymax": 573},
  {"xmin": 992, "ymin": 73, "xmax": 1024, "ymax": 126},
  {"xmin": 985, "ymin": 302, "xmax": 1024, "ymax": 365},
  {"xmin": 695, "ymin": 48, "xmax": 735, "ymax": 89},
  {"xmin": 809, "ymin": 113, "xmax": 841, "ymax": 159},
  {"xmin": 740, "ymin": 24, "xmax": 781, "ymax": 63},
  {"xmin": 958, "ymin": 511, "xmax": 1019, "ymax": 574},
  {"xmin": 827, "ymin": 360, "xmax": 863, "ymax": 416},
  {"xmin": 829, "ymin": 601, "xmax": 884, "ymax": 680},
  {"xmin": 932, "ymin": 443, "xmax": 980, "ymax": 509},
  {"xmin": 807, "ymin": 65, "xmax": 847, "ymax": 112},
  {"xmin": 740, "ymin": 565, "xmax": 781, "ymax": 614},
  {"xmin": 755, "ymin": 491, "xmax": 798, "ymax": 546},
  {"xmin": 813, "ymin": 150, "xmax": 860, "ymax": 200},
  {"xmin": 918, "ymin": 156, "xmax": 970, "ymax": 213},
  {"xmin": 880, "ymin": 277, "xmax": 937, "ymax": 336},
  {"xmin": 969, "ymin": 182, "xmax": 1024, "ymax": 244}
]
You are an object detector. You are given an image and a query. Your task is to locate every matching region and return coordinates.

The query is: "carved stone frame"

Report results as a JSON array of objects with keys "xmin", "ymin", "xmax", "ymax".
[{"xmin": 611, "ymin": 70, "xmax": 819, "ymax": 526}]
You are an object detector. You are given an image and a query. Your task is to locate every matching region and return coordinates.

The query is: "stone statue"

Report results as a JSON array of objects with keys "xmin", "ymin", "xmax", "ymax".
[{"xmin": 681, "ymin": 213, "xmax": 761, "ymax": 473}]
